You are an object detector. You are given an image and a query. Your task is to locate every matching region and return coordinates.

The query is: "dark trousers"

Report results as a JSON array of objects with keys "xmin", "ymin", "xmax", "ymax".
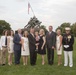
[
  {"xmin": 30, "ymin": 50, "xmax": 37, "ymax": 65},
  {"xmin": 47, "ymin": 48, "xmax": 54, "ymax": 65},
  {"xmin": 14, "ymin": 50, "xmax": 21, "ymax": 64}
]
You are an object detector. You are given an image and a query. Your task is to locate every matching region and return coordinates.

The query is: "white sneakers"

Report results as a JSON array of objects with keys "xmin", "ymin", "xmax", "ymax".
[
  {"xmin": 69, "ymin": 64, "xmax": 73, "ymax": 67},
  {"xmin": 64, "ymin": 64, "xmax": 68, "ymax": 67},
  {"xmin": 64, "ymin": 64, "xmax": 73, "ymax": 67}
]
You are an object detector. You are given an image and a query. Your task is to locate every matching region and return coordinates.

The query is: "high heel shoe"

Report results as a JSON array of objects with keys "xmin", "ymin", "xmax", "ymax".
[
  {"xmin": 23, "ymin": 63, "xmax": 27, "ymax": 65},
  {"xmin": 8, "ymin": 63, "xmax": 11, "ymax": 66},
  {"xmin": 42, "ymin": 62, "xmax": 45, "ymax": 65}
]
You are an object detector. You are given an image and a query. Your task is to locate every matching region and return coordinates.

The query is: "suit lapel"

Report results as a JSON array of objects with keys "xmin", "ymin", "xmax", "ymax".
[
  {"xmin": 50, "ymin": 31, "xmax": 53, "ymax": 36},
  {"xmin": 30, "ymin": 34, "xmax": 35, "ymax": 40},
  {"xmin": 18, "ymin": 34, "xmax": 21, "ymax": 41}
]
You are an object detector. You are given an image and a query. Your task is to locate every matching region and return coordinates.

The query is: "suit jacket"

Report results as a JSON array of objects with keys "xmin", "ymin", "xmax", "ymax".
[
  {"xmin": 62, "ymin": 34, "xmax": 74, "ymax": 51},
  {"xmin": 46, "ymin": 31, "xmax": 56, "ymax": 48},
  {"xmin": 13, "ymin": 34, "xmax": 21, "ymax": 51},
  {"xmin": 28, "ymin": 33, "xmax": 36, "ymax": 52}
]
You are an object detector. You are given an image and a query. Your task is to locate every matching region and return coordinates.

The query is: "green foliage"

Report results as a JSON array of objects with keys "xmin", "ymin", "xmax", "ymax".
[
  {"xmin": 56, "ymin": 22, "xmax": 71, "ymax": 33},
  {"xmin": 71, "ymin": 23, "xmax": 76, "ymax": 36},
  {"xmin": 56, "ymin": 22, "xmax": 76, "ymax": 36},
  {"xmin": 0, "ymin": 20, "xmax": 11, "ymax": 35},
  {"xmin": 40, "ymin": 25, "xmax": 48, "ymax": 34}
]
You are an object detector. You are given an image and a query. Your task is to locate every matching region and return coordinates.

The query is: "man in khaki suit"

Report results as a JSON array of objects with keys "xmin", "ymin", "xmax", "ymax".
[{"xmin": 0, "ymin": 30, "xmax": 8, "ymax": 66}]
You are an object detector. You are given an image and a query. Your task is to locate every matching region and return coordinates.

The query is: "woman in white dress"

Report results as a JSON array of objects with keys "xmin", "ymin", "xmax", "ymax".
[
  {"xmin": 56, "ymin": 29, "xmax": 63, "ymax": 66},
  {"xmin": 21, "ymin": 31, "xmax": 29, "ymax": 65},
  {"xmin": 7, "ymin": 30, "xmax": 14, "ymax": 65}
]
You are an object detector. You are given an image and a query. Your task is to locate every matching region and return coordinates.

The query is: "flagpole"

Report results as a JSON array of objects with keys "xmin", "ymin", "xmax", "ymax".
[{"xmin": 30, "ymin": 5, "xmax": 35, "ymax": 16}]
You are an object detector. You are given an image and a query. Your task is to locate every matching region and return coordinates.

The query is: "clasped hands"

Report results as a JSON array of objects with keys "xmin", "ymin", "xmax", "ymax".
[{"xmin": 64, "ymin": 45, "xmax": 69, "ymax": 48}]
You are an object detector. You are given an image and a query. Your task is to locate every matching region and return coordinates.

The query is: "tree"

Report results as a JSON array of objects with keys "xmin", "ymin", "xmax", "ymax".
[
  {"xmin": 56, "ymin": 22, "xmax": 76, "ymax": 36},
  {"xmin": 56, "ymin": 22, "xmax": 71, "ymax": 34},
  {"xmin": 71, "ymin": 23, "xmax": 76, "ymax": 36},
  {"xmin": 40, "ymin": 25, "xmax": 48, "ymax": 34},
  {"xmin": 0, "ymin": 20, "xmax": 11, "ymax": 35}
]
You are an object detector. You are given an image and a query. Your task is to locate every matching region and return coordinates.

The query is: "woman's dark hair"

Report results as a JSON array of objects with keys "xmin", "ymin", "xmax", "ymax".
[
  {"xmin": 15, "ymin": 30, "xmax": 18, "ymax": 34},
  {"xmin": 2, "ymin": 29, "xmax": 8, "ymax": 35},
  {"xmin": 23, "ymin": 30, "xmax": 29, "ymax": 37},
  {"xmin": 8, "ymin": 30, "xmax": 14, "ymax": 36}
]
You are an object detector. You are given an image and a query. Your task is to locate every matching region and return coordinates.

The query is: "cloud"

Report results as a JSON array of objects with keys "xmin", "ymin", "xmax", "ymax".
[
  {"xmin": 17, "ymin": 8, "xmax": 27, "ymax": 14},
  {"xmin": 15, "ymin": 0, "xmax": 25, "ymax": 2},
  {"xmin": 30, "ymin": 0, "xmax": 76, "ymax": 30},
  {"xmin": 0, "ymin": 0, "xmax": 76, "ymax": 31},
  {"xmin": 0, "ymin": 5, "xmax": 7, "ymax": 14},
  {"xmin": 0, "ymin": 5, "xmax": 5, "ymax": 8}
]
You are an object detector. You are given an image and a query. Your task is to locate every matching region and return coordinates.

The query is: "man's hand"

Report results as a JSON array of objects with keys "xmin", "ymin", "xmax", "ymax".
[
  {"xmin": 35, "ymin": 43, "xmax": 39, "ymax": 46},
  {"xmin": 23, "ymin": 49, "xmax": 25, "ymax": 51},
  {"xmin": 52, "ymin": 46, "xmax": 55, "ymax": 49},
  {"xmin": 58, "ymin": 47, "xmax": 60, "ymax": 51},
  {"xmin": 19, "ymin": 41, "xmax": 22, "ymax": 44},
  {"xmin": 41, "ymin": 46, "xmax": 43, "ymax": 50}
]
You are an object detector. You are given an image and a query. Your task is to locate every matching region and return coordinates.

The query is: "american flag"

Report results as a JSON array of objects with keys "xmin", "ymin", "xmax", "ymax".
[{"xmin": 28, "ymin": 2, "xmax": 31, "ymax": 14}]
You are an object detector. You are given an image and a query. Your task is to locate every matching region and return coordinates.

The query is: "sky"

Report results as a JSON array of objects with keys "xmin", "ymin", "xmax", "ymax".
[{"xmin": 0, "ymin": 0, "xmax": 76, "ymax": 31}]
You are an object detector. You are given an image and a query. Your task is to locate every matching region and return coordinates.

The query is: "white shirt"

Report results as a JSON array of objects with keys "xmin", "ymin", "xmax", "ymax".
[
  {"xmin": 49, "ymin": 31, "xmax": 52, "ymax": 34},
  {"xmin": 18, "ymin": 34, "xmax": 22, "ymax": 38},
  {"xmin": 31, "ymin": 33, "xmax": 34, "ymax": 37},
  {"xmin": 0, "ymin": 36, "xmax": 7, "ymax": 50}
]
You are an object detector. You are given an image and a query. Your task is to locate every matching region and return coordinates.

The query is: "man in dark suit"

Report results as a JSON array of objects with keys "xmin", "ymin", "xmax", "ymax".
[
  {"xmin": 13, "ymin": 29, "xmax": 22, "ymax": 65},
  {"xmin": 28, "ymin": 28, "xmax": 37, "ymax": 66},
  {"xmin": 46, "ymin": 26, "xmax": 56, "ymax": 65}
]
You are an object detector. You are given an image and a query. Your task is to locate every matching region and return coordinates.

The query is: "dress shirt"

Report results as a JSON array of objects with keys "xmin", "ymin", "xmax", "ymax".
[
  {"xmin": 0, "ymin": 36, "xmax": 7, "ymax": 50},
  {"xmin": 18, "ymin": 34, "xmax": 22, "ymax": 38},
  {"xmin": 31, "ymin": 33, "xmax": 34, "ymax": 37},
  {"xmin": 49, "ymin": 31, "xmax": 52, "ymax": 35}
]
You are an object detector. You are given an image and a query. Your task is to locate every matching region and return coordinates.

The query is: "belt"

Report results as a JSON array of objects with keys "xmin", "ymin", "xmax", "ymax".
[{"xmin": 2, "ymin": 46, "xmax": 7, "ymax": 48}]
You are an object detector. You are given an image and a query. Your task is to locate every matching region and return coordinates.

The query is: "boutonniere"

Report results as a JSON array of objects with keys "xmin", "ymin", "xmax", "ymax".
[{"xmin": 68, "ymin": 35, "xmax": 71, "ymax": 41}]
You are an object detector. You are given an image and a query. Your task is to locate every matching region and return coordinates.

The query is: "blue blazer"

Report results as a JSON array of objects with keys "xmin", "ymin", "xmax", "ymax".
[{"xmin": 13, "ymin": 34, "xmax": 21, "ymax": 51}]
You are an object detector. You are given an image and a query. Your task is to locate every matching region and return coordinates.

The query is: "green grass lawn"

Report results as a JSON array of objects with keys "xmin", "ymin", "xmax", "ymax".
[{"xmin": 0, "ymin": 40, "xmax": 76, "ymax": 75}]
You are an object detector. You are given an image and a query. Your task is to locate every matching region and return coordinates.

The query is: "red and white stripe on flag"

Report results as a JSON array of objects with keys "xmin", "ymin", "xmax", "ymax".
[{"xmin": 28, "ymin": 2, "xmax": 30, "ymax": 14}]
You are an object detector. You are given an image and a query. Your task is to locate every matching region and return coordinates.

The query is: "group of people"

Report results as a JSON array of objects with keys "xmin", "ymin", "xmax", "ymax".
[{"xmin": 0, "ymin": 26, "xmax": 74, "ymax": 67}]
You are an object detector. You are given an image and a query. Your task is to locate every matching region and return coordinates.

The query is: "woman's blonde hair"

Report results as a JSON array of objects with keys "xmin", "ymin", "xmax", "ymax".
[
  {"xmin": 39, "ymin": 29, "xmax": 45, "ymax": 35},
  {"xmin": 56, "ymin": 29, "xmax": 61, "ymax": 34}
]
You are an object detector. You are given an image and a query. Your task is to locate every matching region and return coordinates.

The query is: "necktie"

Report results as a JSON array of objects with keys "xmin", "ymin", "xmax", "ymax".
[
  {"xmin": 5, "ymin": 37, "xmax": 7, "ymax": 46},
  {"xmin": 49, "ymin": 32, "xmax": 51, "ymax": 35}
]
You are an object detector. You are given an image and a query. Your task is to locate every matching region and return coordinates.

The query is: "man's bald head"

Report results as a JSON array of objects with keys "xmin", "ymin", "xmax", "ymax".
[{"xmin": 18, "ymin": 28, "xmax": 22, "ymax": 34}]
